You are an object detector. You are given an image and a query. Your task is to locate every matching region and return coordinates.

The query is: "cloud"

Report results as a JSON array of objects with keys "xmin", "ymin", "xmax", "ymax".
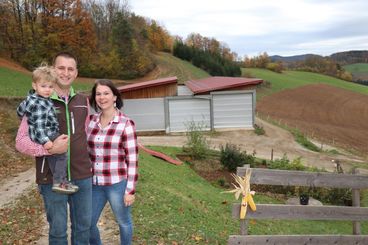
[{"xmin": 131, "ymin": 0, "xmax": 368, "ymax": 57}]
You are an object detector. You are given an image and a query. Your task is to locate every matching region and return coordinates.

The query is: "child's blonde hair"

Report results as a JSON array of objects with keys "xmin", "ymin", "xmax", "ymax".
[{"xmin": 32, "ymin": 63, "xmax": 58, "ymax": 84}]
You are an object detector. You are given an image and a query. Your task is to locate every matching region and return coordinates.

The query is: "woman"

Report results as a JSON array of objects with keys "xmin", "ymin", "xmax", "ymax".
[{"xmin": 87, "ymin": 79, "xmax": 138, "ymax": 245}]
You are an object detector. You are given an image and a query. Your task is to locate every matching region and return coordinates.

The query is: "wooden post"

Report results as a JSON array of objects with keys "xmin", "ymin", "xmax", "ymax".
[
  {"xmin": 240, "ymin": 220, "xmax": 248, "ymax": 235},
  {"xmin": 271, "ymin": 149, "xmax": 274, "ymax": 161},
  {"xmin": 352, "ymin": 168, "xmax": 361, "ymax": 235},
  {"xmin": 238, "ymin": 165, "xmax": 250, "ymax": 235}
]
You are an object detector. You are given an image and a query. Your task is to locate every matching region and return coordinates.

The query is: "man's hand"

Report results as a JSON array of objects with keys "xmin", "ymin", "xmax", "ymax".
[{"xmin": 48, "ymin": 134, "xmax": 68, "ymax": 154}]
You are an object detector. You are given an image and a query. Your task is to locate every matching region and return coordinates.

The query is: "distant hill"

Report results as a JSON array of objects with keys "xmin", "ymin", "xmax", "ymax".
[
  {"xmin": 330, "ymin": 50, "xmax": 368, "ymax": 65},
  {"xmin": 270, "ymin": 54, "xmax": 322, "ymax": 63},
  {"xmin": 270, "ymin": 50, "xmax": 368, "ymax": 65}
]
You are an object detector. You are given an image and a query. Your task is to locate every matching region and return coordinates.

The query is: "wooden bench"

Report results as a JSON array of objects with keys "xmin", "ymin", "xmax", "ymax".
[{"xmin": 229, "ymin": 167, "xmax": 368, "ymax": 245}]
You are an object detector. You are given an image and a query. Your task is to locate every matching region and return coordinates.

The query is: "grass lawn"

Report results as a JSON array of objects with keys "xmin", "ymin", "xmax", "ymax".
[
  {"xmin": 344, "ymin": 63, "xmax": 368, "ymax": 73},
  {"xmin": 132, "ymin": 146, "xmax": 368, "ymax": 244},
  {"xmin": 0, "ymin": 67, "xmax": 93, "ymax": 97},
  {"xmin": 154, "ymin": 52, "xmax": 210, "ymax": 84}
]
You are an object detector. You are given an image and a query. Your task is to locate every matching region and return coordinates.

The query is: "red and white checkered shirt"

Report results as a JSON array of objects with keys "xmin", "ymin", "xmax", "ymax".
[{"xmin": 87, "ymin": 111, "xmax": 138, "ymax": 195}]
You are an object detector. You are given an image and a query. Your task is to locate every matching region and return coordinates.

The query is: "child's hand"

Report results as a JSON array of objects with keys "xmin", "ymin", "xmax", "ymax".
[{"xmin": 44, "ymin": 141, "xmax": 53, "ymax": 150}]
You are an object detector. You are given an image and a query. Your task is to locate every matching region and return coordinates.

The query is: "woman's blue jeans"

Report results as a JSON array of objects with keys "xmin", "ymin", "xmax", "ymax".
[
  {"xmin": 39, "ymin": 177, "xmax": 92, "ymax": 245},
  {"xmin": 89, "ymin": 179, "xmax": 133, "ymax": 245}
]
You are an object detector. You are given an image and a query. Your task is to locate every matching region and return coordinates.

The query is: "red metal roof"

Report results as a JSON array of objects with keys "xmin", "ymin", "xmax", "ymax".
[
  {"xmin": 185, "ymin": 76, "xmax": 263, "ymax": 94},
  {"xmin": 118, "ymin": 76, "xmax": 177, "ymax": 92}
]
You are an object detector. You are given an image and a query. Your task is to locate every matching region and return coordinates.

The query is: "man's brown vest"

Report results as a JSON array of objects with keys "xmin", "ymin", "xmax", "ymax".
[{"xmin": 35, "ymin": 92, "xmax": 92, "ymax": 184}]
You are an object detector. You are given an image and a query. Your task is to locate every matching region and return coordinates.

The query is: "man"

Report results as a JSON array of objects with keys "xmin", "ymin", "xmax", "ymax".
[{"xmin": 16, "ymin": 52, "xmax": 92, "ymax": 244}]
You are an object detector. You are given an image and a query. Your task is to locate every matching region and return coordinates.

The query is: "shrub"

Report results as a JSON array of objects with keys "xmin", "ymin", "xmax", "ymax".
[
  {"xmin": 254, "ymin": 124, "xmax": 265, "ymax": 135},
  {"xmin": 267, "ymin": 154, "xmax": 307, "ymax": 171},
  {"xmin": 183, "ymin": 120, "xmax": 210, "ymax": 160},
  {"xmin": 220, "ymin": 143, "xmax": 255, "ymax": 172}
]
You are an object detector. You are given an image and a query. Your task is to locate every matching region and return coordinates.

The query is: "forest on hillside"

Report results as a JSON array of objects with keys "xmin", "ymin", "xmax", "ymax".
[
  {"xmin": 0, "ymin": 0, "xmax": 241, "ymax": 79},
  {"xmin": 0, "ymin": 0, "xmax": 171, "ymax": 78}
]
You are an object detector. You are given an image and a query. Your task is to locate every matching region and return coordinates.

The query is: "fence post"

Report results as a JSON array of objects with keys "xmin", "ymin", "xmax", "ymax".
[
  {"xmin": 352, "ymin": 168, "xmax": 361, "ymax": 235},
  {"xmin": 271, "ymin": 149, "xmax": 274, "ymax": 161},
  {"xmin": 238, "ymin": 164, "xmax": 250, "ymax": 235}
]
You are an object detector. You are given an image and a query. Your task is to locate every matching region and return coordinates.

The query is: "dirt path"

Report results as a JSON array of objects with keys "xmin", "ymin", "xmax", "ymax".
[
  {"xmin": 0, "ymin": 168, "xmax": 36, "ymax": 208},
  {"xmin": 138, "ymin": 117, "xmax": 366, "ymax": 173}
]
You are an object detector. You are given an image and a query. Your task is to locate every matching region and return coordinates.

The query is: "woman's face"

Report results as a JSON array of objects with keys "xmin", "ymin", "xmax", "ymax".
[{"xmin": 95, "ymin": 84, "xmax": 117, "ymax": 111}]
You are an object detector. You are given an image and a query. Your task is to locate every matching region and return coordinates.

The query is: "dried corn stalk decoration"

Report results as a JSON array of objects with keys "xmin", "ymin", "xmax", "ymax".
[{"xmin": 225, "ymin": 168, "xmax": 256, "ymax": 219}]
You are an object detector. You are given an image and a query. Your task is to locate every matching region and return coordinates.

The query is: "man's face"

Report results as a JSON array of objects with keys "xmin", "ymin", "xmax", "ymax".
[{"xmin": 54, "ymin": 56, "xmax": 78, "ymax": 89}]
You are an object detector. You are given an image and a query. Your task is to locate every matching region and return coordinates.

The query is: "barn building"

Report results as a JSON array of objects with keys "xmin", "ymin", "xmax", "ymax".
[
  {"xmin": 118, "ymin": 76, "xmax": 263, "ymax": 133},
  {"xmin": 117, "ymin": 76, "xmax": 177, "ymax": 99}
]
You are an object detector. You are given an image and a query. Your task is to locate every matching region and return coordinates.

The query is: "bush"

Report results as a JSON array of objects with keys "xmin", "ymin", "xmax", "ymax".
[
  {"xmin": 267, "ymin": 154, "xmax": 307, "ymax": 171},
  {"xmin": 220, "ymin": 143, "xmax": 255, "ymax": 172},
  {"xmin": 254, "ymin": 124, "xmax": 265, "ymax": 135},
  {"xmin": 183, "ymin": 121, "xmax": 210, "ymax": 160}
]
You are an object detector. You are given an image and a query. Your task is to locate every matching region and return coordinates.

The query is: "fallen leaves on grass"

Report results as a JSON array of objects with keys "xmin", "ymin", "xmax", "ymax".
[{"xmin": 0, "ymin": 188, "xmax": 44, "ymax": 243}]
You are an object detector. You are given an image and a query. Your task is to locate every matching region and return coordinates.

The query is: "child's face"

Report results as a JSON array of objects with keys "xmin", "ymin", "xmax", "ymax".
[{"xmin": 32, "ymin": 79, "xmax": 54, "ymax": 98}]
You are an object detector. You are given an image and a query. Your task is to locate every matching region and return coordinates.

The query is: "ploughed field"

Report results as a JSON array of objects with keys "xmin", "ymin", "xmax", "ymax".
[{"xmin": 257, "ymin": 83, "xmax": 368, "ymax": 155}]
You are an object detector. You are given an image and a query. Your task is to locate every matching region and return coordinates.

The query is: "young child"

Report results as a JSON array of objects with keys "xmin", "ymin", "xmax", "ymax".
[{"xmin": 17, "ymin": 64, "xmax": 79, "ymax": 194}]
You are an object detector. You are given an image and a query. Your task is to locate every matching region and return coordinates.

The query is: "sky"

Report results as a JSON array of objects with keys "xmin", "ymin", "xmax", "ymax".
[{"xmin": 130, "ymin": 0, "xmax": 368, "ymax": 58}]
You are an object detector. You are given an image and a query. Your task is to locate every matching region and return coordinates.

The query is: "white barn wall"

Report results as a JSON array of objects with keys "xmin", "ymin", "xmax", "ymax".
[
  {"xmin": 122, "ymin": 90, "xmax": 256, "ymax": 132},
  {"xmin": 211, "ymin": 91, "xmax": 255, "ymax": 129},
  {"xmin": 123, "ymin": 98, "xmax": 165, "ymax": 131},
  {"xmin": 165, "ymin": 96, "xmax": 211, "ymax": 133}
]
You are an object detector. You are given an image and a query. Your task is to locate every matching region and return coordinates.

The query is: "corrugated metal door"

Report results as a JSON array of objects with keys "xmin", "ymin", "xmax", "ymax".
[
  {"xmin": 212, "ymin": 91, "xmax": 254, "ymax": 129},
  {"xmin": 167, "ymin": 97, "xmax": 211, "ymax": 133},
  {"xmin": 123, "ymin": 98, "xmax": 165, "ymax": 131}
]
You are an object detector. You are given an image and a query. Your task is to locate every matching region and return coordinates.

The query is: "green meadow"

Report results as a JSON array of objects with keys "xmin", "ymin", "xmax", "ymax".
[
  {"xmin": 0, "ymin": 67, "xmax": 93, "ymax": 97},
  {"xmin": 243, "ymin": 68, "xmax": 368, "ymax": 99}
]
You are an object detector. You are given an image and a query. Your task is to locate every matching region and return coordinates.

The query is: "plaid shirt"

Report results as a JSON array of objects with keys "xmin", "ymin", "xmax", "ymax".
[
  {"xmin": 17, "ymin": 90, "xmax": 59, "ymax": 145},
  {"xmin": 87, "ymin": 110, "xmax": 138, "ymax": 195}
]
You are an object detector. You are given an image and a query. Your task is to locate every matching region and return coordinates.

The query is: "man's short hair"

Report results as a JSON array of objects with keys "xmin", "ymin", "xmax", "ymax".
[{"xmin": 52, "ymin": 51, "xmax": 78, "ymax": 67}]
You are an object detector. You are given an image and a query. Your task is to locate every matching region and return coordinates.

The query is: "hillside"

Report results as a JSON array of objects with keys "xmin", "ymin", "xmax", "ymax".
[
  {"xmin": 245, "ymin": 68, "xmax": 368, "ymax": 156},
  {"xmin": 0, "ymin": 53, "xmax": 209, "ymax": 97},
  {"xmin": 257, "ymin": 84, "xmax": 368, "ymax": 155},
  {"xmin": 153, "ymin": 52, "xmax": 210, "ymax": 83},
  {"xmin": 244, "ymin": 68, "xmax": 368, "ymax": 98},
  {"xmin": 330, "ymin": 50, "xmax": 368, "ymax": 65},
  {"xmin": 344, "ymin": 63, "xmax": 368, "ymax": 82},
  {"xmin": 270, "ymin": 54, "xmax": 322, "ymax": 62},
  {"xmin": 269, "ymin": 50, "xmax": 368, "ymax": 65}
]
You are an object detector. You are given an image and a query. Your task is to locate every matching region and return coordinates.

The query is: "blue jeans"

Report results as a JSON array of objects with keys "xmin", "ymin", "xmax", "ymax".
[
  {"xmin": 90, "ymin": 180, "xmax": 133, "ymax": 245},
  {"xmin": 39, "ymin": 177, "xmax": 92, "ymax": 245}
]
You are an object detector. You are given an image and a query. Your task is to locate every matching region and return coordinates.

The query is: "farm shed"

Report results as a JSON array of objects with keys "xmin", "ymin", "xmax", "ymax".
[
  {"xmin": 185, "ymin": 76, "xmax": 263, "ymax": 95},
  {"xmin": 117, "ymin": 76, "xmax": 177, "ymax": 99},
  {"xmin": 119, "ymin": 76, "xmax": 263, "ymax": 132}
]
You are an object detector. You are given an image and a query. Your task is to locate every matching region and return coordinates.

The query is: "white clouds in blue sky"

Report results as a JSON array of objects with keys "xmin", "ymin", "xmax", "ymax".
[{"xmin": 130, "ymin": 0, "xmax": 368, "ymax": 57}]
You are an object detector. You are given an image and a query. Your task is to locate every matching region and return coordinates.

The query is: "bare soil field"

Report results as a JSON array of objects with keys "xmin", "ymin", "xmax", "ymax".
[{"xmin": 257, "ymin": 83, "xmax": 368, "ymax": 157}]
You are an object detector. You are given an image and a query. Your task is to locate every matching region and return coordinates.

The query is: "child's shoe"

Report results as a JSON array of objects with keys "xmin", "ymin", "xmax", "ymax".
[
  {"xmin": 66, "ymin": 182, "xmax": 79, "ymax": 192},
  {"xmin": 52, "ymin": 183, "xmax": 77, "ymax": 194}
]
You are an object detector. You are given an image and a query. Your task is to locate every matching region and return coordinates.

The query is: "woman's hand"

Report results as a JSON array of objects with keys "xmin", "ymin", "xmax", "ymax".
[{"xmin": 124, "ymin": 194, "xmax": 135, "ymax": 207}]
